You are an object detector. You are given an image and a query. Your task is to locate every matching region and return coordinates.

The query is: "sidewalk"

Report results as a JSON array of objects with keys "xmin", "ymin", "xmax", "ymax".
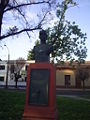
[
  {"xmin": 56, "ymin": 88, "xmax": 90, "ymax": 91},
  {"xmin": 0, "ymin": 80, "xmax": 26, "ymax": 90},
  {"xmin": 57, "ymin": 95, "xmax": 90, "ymax": 102}
]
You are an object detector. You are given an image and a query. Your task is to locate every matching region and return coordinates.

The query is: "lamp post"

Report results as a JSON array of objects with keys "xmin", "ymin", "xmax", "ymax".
[
  {"xmin": 4, "ymin": 44, "xmax": 10, "ymax": 88},
  {"xmin": 0, "ymin": 45, "xmax": 3, "ymax": 60}
]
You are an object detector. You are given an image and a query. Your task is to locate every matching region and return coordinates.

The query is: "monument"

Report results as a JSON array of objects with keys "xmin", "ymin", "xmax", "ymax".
[
  {"xmin": 22, "ymin": 30, "xmax": 58, "ymax": 120},
  {"xmin": 33, "ymin": 30, "xmax": 53, "ymax": 62}
]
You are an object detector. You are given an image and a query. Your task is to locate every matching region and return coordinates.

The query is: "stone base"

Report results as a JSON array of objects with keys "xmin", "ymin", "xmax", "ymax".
[
  {"xmin": 22, "ymin": 117, "xmax": 58, "ymax": 120},
  {"xmin": 22, "ymin": 63, "xmax": 58, "ymax": 120},
  {"xmin": 22, "ymin": 105, "xmax": 58, "ymax": 120}
]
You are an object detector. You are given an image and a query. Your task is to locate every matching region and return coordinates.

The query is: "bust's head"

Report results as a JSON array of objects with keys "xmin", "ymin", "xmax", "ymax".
[{"xmin": 39, "ymin": 30, "xmax": 47, "ymax": 44}]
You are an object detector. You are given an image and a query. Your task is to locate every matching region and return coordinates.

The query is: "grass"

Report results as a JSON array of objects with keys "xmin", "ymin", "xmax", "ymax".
[
  {"xmin": 79, "ymin": 95, "xmax": 90, "ymax": 99},
  {"xmin": 0, "ymin": 89, "xmax": 90, "ymax": 120},
  {"xmin": 0, "ymin": 89, "xmax": 25, "ymax": 120},
  {"xmin": 57, "ymin": 96, "xmax": 90, "ymax": 120}
]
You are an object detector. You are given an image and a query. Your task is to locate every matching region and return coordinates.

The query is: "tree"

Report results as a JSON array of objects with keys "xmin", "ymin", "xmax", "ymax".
[
  {"xmin": 15, "ymin": 57, "xmax": 25, "ymax": 74},
  {"xmin": 76, "ymin": 67, "xmax": 90, "ymax": 89},
  {"xmin": 0, "ymin": 0, "xmax": 56, "ymax": 40},
  {"xmin": 14, "ymin": 57, "xmax": 25, "ymax": 88},
  {"xmin": 27, "ymin": 39, "xmax": 39, "ymax": 60},
  {"xmin": 27, "ymin": 49, "xmax": 35, "ymax": 60},
  {"xmin": 46, "ymin": 0, "xmax": 87, "ymax": 63}
]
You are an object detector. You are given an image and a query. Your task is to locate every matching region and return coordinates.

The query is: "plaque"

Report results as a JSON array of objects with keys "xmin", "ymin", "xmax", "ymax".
[{"xmin": 28, "ymin": 69, "xmax": 50, "ymax": 105}]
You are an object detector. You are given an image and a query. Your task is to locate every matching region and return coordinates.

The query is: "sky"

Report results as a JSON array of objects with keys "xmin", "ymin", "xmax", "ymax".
[{"xmin": 0, "ymin": 0, "xmax": 90, "ymax": 61}]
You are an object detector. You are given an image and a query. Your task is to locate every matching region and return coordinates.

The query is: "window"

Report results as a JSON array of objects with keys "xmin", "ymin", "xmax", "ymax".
[
  {"xmin": 65, "ymin": 75, "xmax": 70, "ymax": 87},
  {"xmin": 0, "ymin": 77, "xmax": 4, "ymax": 81},
  {"xmin": 0, "ymin": 65, "xmax": 5, "ymax": 70}
]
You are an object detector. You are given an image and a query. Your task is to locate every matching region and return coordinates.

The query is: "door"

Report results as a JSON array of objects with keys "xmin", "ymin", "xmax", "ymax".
[{"xmin": 65, "ymin": 75, "xmax": 70, "ymax": 87}]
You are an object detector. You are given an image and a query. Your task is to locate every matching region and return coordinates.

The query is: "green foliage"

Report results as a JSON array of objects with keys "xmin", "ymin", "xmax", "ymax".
[
  {"xmin": 47, "ymin": 0, "xmax": 87, "ymax": 63},
  {"xmin": 35, "ymin": 39, "xmax": 40, "ymax": 46},
  {"xmin": 27, "ymin": 39, "xmax": 39, "ymax": 60},
  {"xmin": 21, "ymin": 70, "xmax": 25, "ymax": 75},
  {"xmin": 27, "ymin": 49, "xmax": 35, "ymax": 60}
]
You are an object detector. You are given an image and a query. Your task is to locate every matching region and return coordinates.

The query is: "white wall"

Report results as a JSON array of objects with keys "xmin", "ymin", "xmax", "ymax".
[{"xmin": 0, "ymin": 61, "xmax": 7, "ymax": 85}]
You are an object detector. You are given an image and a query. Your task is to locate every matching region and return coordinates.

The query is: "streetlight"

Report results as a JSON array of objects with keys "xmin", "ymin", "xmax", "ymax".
[
  {"xmin": 4, "ymin": 44, "xmax": 10, "ymax": 88},
  {"xmin": 4, "ymin": 44, "xmax": 10, "ymax": 61},
  {"xmin": 0, "ymin": 45, "xmax": 3, "ymax": 60}
]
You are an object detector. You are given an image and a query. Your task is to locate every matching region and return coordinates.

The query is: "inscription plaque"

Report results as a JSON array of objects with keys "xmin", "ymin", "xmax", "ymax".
[{"xmin": 28, "ymin": 69, "xmax": 50, "ymax": 105}]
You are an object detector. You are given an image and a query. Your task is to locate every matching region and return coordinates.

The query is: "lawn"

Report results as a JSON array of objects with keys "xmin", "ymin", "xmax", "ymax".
[
  {"xmin": 0, "ymin": 89, "xmax": 90, "ymax": 120},
  {"xmin": 57, "ymin": 96, "xmax": 90, "ymax": 120},
  {"xmin": 79, "ymin": 95, "xmax": 90, "ymax": 99},
  {"xmin": 0, "ymin": 89, "xmax": 25, "ymax": 120}
]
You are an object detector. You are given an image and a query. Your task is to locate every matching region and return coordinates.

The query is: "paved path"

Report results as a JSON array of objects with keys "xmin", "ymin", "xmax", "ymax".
[
  {"xmin": 57, "ymin": 95, "xmax": 90, "ymax": 102},
  {"xmin": 56, "ymin": 88, "xmax": 90, "ymax": 102},
  {"xmin": 0, "ymin": 83, "xmax": 90, "ymax": 102},
  {"xmin": 56, "ymin": 88, "xmax": 90, "ymax": 96}
]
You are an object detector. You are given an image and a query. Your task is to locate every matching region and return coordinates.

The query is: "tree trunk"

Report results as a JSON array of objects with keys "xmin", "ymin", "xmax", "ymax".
[
  {"xmin": 0, "ymin": 8, "xmax": 3, "ymax": 36},
  {"xmin": 0, "ymin": 0, "xmax": 9, "ymax": 37},
  {"xmin": 82, "ymin": 80, "xmax": 85, "ymax": 89}
]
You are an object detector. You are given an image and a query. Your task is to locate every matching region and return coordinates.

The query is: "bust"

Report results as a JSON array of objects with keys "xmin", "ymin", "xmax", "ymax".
[{"xmin": 33, "ymin": 30, "xmax": 53, "ymax": 62}]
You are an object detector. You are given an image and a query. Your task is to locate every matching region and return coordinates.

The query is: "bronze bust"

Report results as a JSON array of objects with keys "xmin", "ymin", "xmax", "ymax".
[{"xmin": 33, "ymin": 30, "xmax": 53, "ymax": 62}]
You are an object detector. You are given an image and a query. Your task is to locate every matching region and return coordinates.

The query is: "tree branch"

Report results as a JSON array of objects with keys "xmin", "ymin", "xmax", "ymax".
[
  {"xmin": 13, "ymin": 1, "xmax": 31, "ymax": 39},
  {"xmin": 4, "ymin": 1, "xmax": 50, "ymax": 12},
  {"xmin": 0, "ymin": 27, "xmax": 41, "ymax": 40},
  {"xmin": 38, "ymin": 10, "xmax": 50, "ymax": 27}
]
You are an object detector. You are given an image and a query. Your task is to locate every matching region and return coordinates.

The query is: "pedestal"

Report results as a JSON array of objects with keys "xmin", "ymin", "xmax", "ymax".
[{"xmin": 22, "ymin": 63, "xmax": 58, "ymax": 120}]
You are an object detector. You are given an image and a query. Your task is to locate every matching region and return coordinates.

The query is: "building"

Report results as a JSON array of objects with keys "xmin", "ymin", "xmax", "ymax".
[
  {"xmin": 0, "ymin": 60, "xmax": 35, "ymax": 85},
  {"xmin": 0, "ymin": 61, "xmax": 7, "ymax": 85},
  {"xmin": 56, "ymin": 61, "xmax": 90, "ymax": 89},
  {"xmin": 0, "ymin": 60, "xmax": 90, "ymax": 88}
]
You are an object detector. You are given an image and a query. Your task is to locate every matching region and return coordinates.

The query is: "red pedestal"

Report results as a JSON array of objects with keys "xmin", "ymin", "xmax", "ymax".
[{"xmin": 22, "ymin": 63, "xmax": 58, "ymax": 120}]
